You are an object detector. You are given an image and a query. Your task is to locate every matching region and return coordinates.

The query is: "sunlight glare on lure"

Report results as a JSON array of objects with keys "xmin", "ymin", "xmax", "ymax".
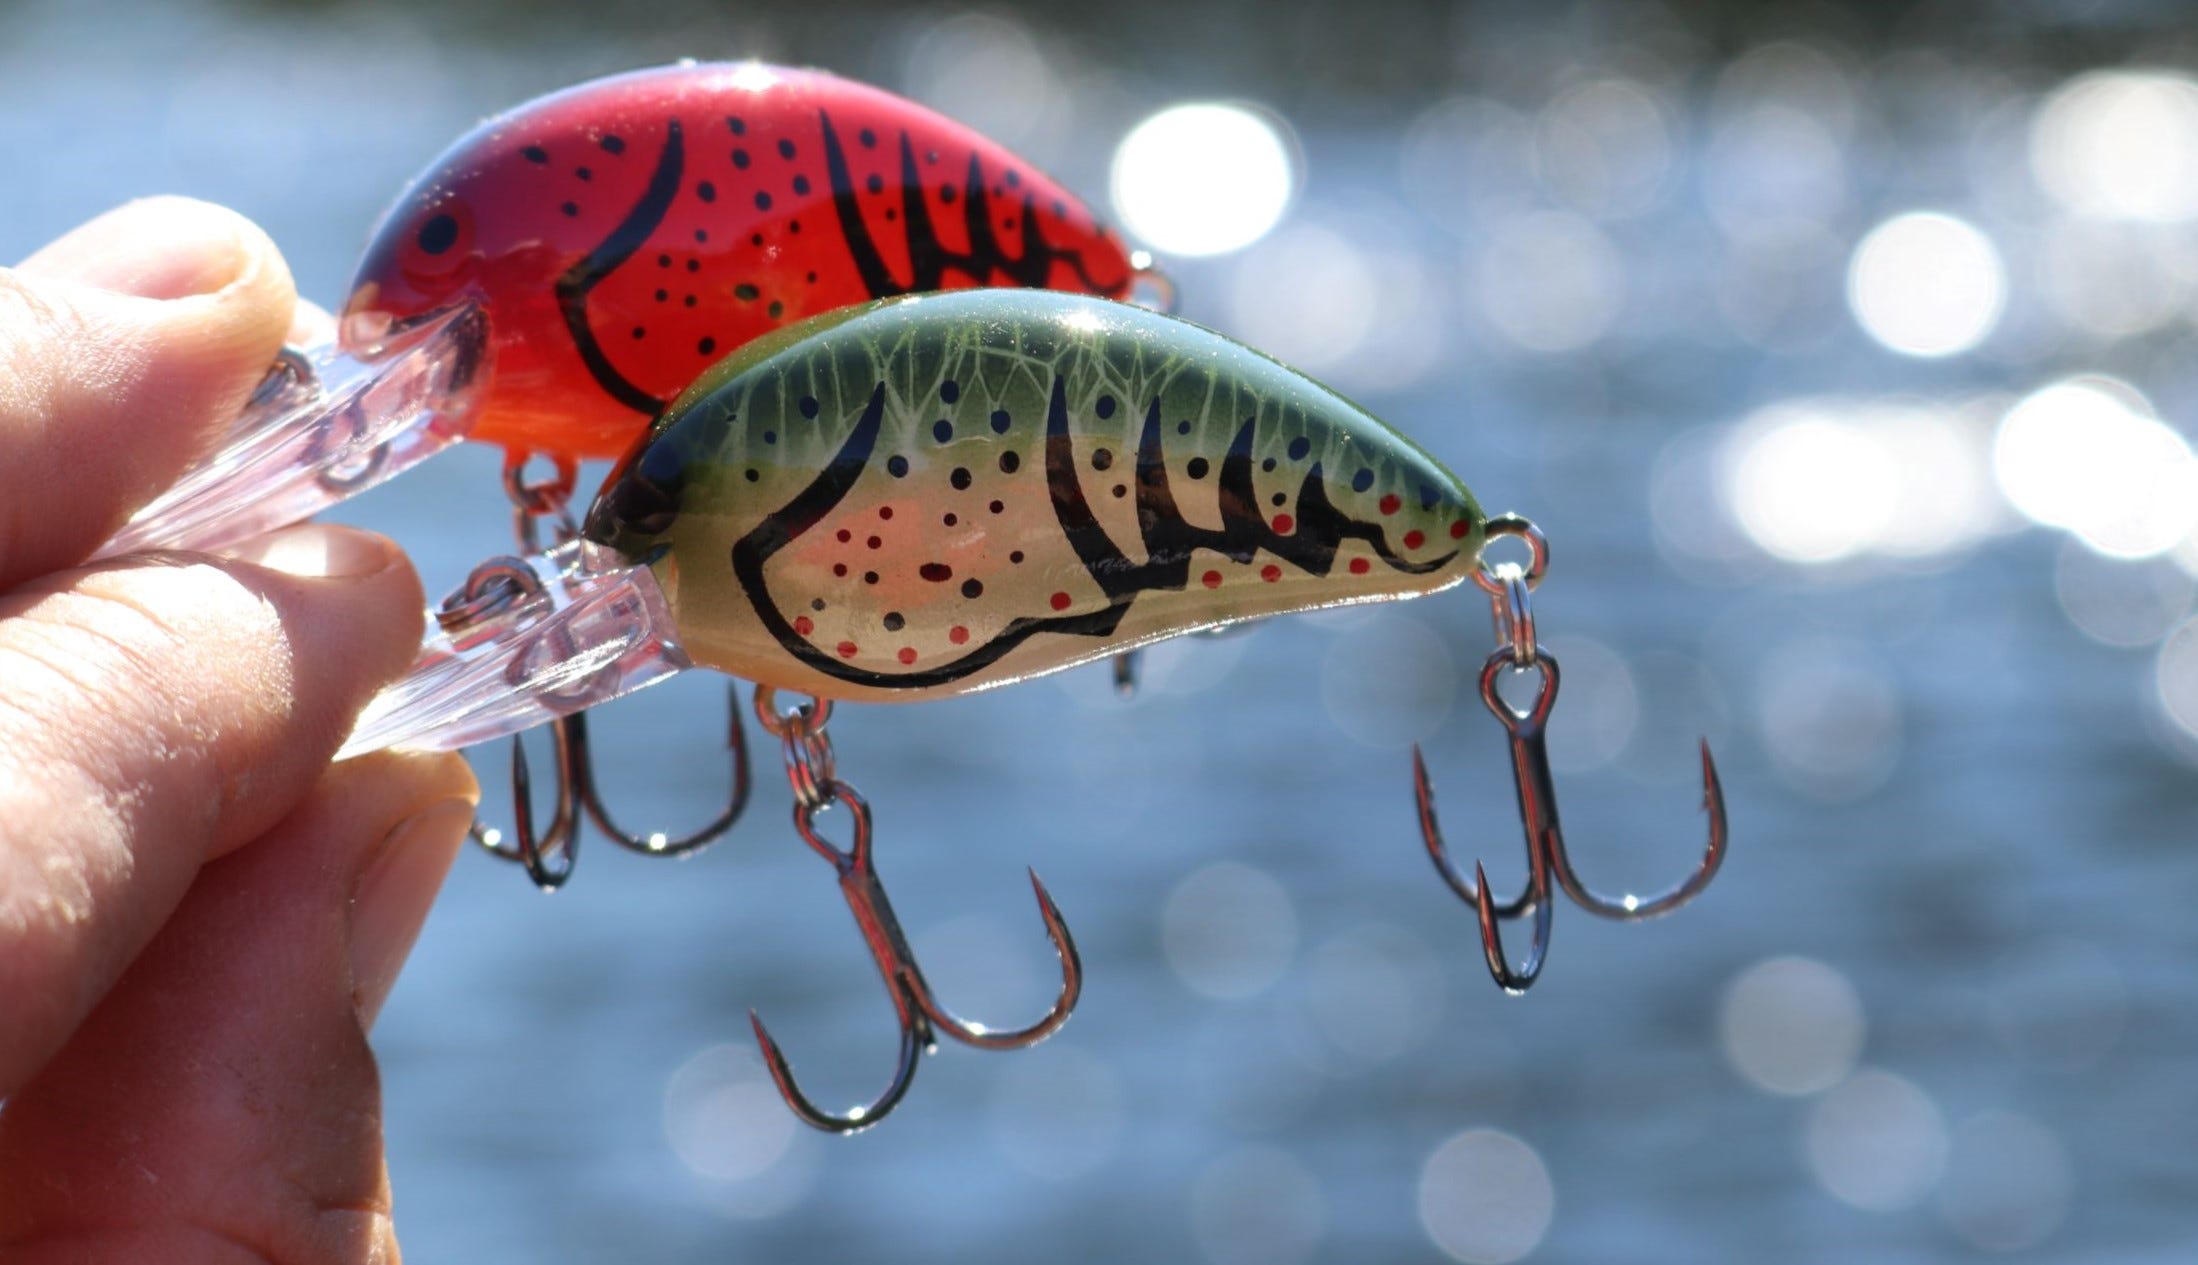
[
  {"xmin": 95, "ymin": 60, "xmax": 1145, "ymax": 559},
  {"xmin": 337, "ymin": 288, "xmax": 1727, "ymax": 1129}
]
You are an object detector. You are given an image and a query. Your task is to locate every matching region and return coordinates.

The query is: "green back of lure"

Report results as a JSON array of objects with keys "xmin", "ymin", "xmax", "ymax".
[{"xmin": 586, "ymin": 289, "xmax": 1484, "ymax": 702}]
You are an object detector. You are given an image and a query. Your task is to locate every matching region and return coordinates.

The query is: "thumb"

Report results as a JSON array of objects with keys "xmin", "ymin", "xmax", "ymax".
[
  {"xmin": 0, "ymin": 751, "xmax": 476, "ymax": 1265},
  {"xmin": 1, "ymin": 197, "xmax": 296, "ymax": 588}
]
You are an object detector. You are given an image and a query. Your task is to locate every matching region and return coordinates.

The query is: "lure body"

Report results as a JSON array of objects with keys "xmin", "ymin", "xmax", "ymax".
[
  {"xmin": 585, "ymin": 291, "xmax": 1485, "ymax": 702},
  {"xmin": 342, "ymin": 62, "xmax": 1135, "ymax": 460}
]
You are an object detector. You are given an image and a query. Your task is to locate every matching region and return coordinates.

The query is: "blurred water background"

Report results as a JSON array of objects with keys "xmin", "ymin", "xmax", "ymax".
[{"xmin": 9, "ymin": 0, "xmax": 2198, "ymax": 1258}]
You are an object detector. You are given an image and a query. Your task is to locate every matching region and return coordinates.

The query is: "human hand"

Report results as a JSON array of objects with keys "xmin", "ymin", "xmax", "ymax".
[{"xmin": 0, "ymin": 197, "xmax": 476, "ymax": 1262}]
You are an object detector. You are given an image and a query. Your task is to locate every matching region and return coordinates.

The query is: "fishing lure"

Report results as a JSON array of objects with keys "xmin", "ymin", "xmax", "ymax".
[
  {"xmin": 97, "ymin": 60, "xmax": 1148, "ymax": 558},
  {"xmin": 341, "ymin": 289, "xmax": 1727, "ymax": 1130}
]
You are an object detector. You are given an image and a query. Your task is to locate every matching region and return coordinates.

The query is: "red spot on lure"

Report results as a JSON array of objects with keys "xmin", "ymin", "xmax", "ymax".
[{"xmin": 342, "ymin": 62, "xmax": 1136, "ymax": 460}]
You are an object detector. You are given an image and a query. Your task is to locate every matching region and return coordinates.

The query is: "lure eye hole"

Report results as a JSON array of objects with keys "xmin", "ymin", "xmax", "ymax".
[{"xmin": 400, "ymin": 199, "xmax": 476, "ymax": 285}]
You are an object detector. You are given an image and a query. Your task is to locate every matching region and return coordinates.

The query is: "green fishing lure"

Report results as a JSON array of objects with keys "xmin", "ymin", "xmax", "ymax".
[{"xmin": 586, "ymin": 288, "xmax": 1485, "ymax": 702}]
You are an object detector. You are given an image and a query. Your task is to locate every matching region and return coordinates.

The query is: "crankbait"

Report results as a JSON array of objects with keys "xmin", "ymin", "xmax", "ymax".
[
  {"xmin": 340, "ymin": 289, "xmax": 1727, "ymax": 1130},
  {"xmin": 96, "ymin": 61, "xmax": 1147, "ymax": 558}
]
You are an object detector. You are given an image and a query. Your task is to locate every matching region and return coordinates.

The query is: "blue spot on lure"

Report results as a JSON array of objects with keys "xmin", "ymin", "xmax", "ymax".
[{"xmin": 341, "ymin": 288, "xmax": 1727, "ymax": 1132}]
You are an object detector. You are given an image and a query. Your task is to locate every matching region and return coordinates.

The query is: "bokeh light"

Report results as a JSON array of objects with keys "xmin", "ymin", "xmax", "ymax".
[
  {"xmin": 1532, "ymin": 77, "xmax": 1677, "ymax": 218},
  {"xmin": 1418, "ymin": 1129, "xmax": 1555, "ymax": 1264},
  {"xmin": 661, "ymin": 1044, "xmax": 819, "ymax": 1219},
  {"xmin": 1111, "ymin": 102, "xmax": 1295, "ymax": 256},
  {"xmin": 987, "ymin": 1042, "xmax": 1127, "ymax": 1180},
  {"xmin": 2158, "ymin": 615, "xmax": 2198, "ymax": 749},
  {"xmin": 1722, "ymin": 398, "xmax": 2001, "ymax": 566},
  {"xmin": 1718, "ymin": 956, "xmax": 1866, "ymax": 1096},
  {"xmin": 1845, "ymin": 212, "xmax": 2006, "ymax": 357},
  {"xmin": 1319, "ymin": 613, "xmax": 1457, "ymax": 748},
  {"xmin": 1162, "ymin": 862, "xmax": 1300, "ymax": 1000},
  {"xmin": 1937, "ymin": 1111, "xmax": 2074, "ymax": 1252},
  {"xmin": 1993, "ymin": 377, "xmax": 2198, "ymax": 558},
  {"xmin": 1467, "ymin": 209, "xmax": 1626, "ymax": 352},
  {"xmin": 2054, "ymin": 540, "xmax": 2194, "ymax": 648},
  {"xmin": 1803, "ymin": 1069, "xmax": 1949, "ymax": 1212},
  {"xmin": 2031, "ymin": 69, "xmax": 2198, "ymax": 221},
  {"xmin": 1189, "ymin": 1147, "xmax": 1327, "ymax": 1265},
  {"xmin": 1300, "ymin": 924, "xmax": 1444, "ymax": 1066},
  {"xmin": 1755, "ymin": 639, "xmax": 1903, "ymax": 802}
]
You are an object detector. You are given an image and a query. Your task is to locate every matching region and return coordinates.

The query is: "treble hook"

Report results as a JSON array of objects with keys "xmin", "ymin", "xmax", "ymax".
[
  {"xmin": 474, "ymin": 688, "xmax": 752, "ymax": 889},
  {"xmin": 467, "ymin": 451, "xmax": 753, "ymax": 888},
  {"xmin": 1414, "ymin": 515, "xmax": 1728, "ymax": 992},
  {"xmin": 749, "ymin": 689, "xmax": 1081, "ymax": 1133}
]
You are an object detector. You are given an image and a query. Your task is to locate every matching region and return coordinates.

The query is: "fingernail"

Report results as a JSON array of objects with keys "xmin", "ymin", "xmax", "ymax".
[
  {"xmin": 223, "ymin": 523, "xmax": 399, "ymax": 580},
  {"xmin": 19, "ymin": 197, "xmax": 254, "ymax": 301},
  {"xmin": 350, "ymin": 796, "xmax": 472, "ymax": 1028}
]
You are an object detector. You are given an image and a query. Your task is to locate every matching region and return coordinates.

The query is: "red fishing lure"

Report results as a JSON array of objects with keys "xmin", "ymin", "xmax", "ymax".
[{"xmin": 341, "ymin": 61, "xmax": 1137, "ymax": 460}]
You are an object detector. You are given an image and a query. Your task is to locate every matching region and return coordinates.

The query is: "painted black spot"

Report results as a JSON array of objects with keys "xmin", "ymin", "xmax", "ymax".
[
  {"xmin": 887, "ymin": 455, "xmax": 909, "ymax": 477},
  {"xmin": 1006, "ymin": 168, "xmax": 1021, "ymax": 187},
  {"xmin": 1420, "ymin": 484, "xmax": 1440, "ymax": 510},
  {"xmin": 806, "ymin": 271, "xmax": 818, "ymax": 283},
  {"xmin": 1352, "ymin": 468, "xmax": 1375, "ymax": 493},
  {"xmin": 859, "ymin": 127, "xmax": 877, "ymax": 147},
  {"xmin": 735, "ymin": 283, "xmax": 759, "ymax": 300},
  {"xmin": 811, "ymin": 598, "xmax": 826, "ymax": 612},
  {"xmin": 961, "ymin": 578, "xmax": 984, "ymax": 599},
  {"xmin": 789, "ymin": 219, "xmax": 802, "ymax": 234},
  {"xmin": 764, "ymin": 431, "xmax": 777, "ymax": 444},
  {"xmin": 698, "ymin": 181, "xmax": 717, "ymax": 202},
  {"xmin": 1288, "ymin": 436, "xmax": 1311, "ymax": 461},
  {"xmin": 599, "ymin": 135, "xmax": 626, "ymax": 155},
  {"xmin": 950, "ymin": 467, "xmax": 972, "ymax": 490},
  {"xmin": 943, "ymin": 512, "xmax": 958, "ymax": 526},
  {"xmin": 699, "ymin": 337, "xmax": 717, "ymax": 355},
  {"xmin": 577, "ymin": 167, "xmax": 595, "ymax": 182},
  {"xmin": 941, "ymin": 184, "xmax": 958, "ymax": 204},
  {"xmin": 866, "ymin": 173, "xmax": 884, "ymax": 194},
  {"xmin": 777, "ymin": 138, "xmax": 796, "ymax": 159},
  {"xmin": 941, "ymin": 379, "xmax": 961, "ymax": 403},
  {"xmin": 686, "ymin": 259, "xmax": 701, "ymax": 273},
  {"xmin": 755, "ymin": 191, "xmax": 774, "ymax": 211},
  {"xmin": 989, "ymin": 499, "xmax": 1004, "ymax": 514},
  {"xmin": 991, "ymin": 409, "xmax": 1012, "ymax": 434},
  {"xmin": 1187, "ymin": 457, "xmax": 1210, "ymax": 479},
  {"xmin": 793, "ymin": 175, "xmax": 811, "ymax": 196},
  {"xmin": 800, "ymin": 396, "xmax": 820, "ymax": 419},
  {"xmin": 744, "ymin": 467, "xmax": 758, "ymax": 481},
  {"xmin": 1091, "ymin": 447, "xmax": 1114, "ymax": 471},
  {"xmin": 684, "ymin": 294, "xmax": 697, "ymax": 307},
  {"xmin": 631, "ymin": 326, "xmax": 645, "ymax": 338},
  {"xmin": 885, "ymin": 208, "xmax": 898, "ymax": 221},
  {"xmin": 1262, "ymin": 457, "xmax": 1277, "ymax": 472},
  {"xmin": 1009, "ymin": 550, "xmax": 1025, "ymax": 563},
  {"xmin": 1096, "ymin": 395, "xmax": 1116, "ymax": 418},
  {"xmin": 694, "ymin": 229, "xmax": 709, "ymax": 243},
  {"xmin": 999, "ymin": 451, "xmax": 1020, "ymax": 474},
  {"xmin": 768, "ymin": 300, "xmax": 784, "ymax": 319},
  {"xmin": 416, "ymin": 213, "xmax": 458, "ymax": 255},
  {"xmin": 1177, "ymin": 420, "xmax": 1192, "ymax": 435},
  {"xmin": 1271, "ymin": 491, "xmax": 1287, "ymax": 507},
  {"xmin": 867, "ymin": 535, "xmax": 882, "ymax": 549},
  {"xmin": 926, "ymin": 150, "xmax": 940, "ymax": 164},
  {"xmin": 727, "ymin": 116, "xmax": 747, "ymax": 135},
  {"xmin": 521, "ymin": 145, "xmax": 549, "ymax": 164},
  {"xmin": 884, "ymin": 612, "xmax": 905, "ymax": 631},
  {"xmin": 1111, "ymin": 485, "xmax": 1127, "ymax": 498},
  {"xmin": 560, "ymin": 201, "xmax": 580, "ymax": 217},
  {"xmin": 751, "ymin": 232, "xmax": 765, "ymax": 247},
  {"xmin": 864, "ymin": 571, "xmax": 880, "ymax": 584},
  {"xmin": 920, "ymin": 563, "xmax": 953, "ymax": 582},
  {"xmin": 733, "ymin": 149, "xmax": 751, "ymax": 169},
  {"xmin": 1052, "ymin": 199, "xmax": 1067, "ymax": 217},
  {"xmin": 655, "ymin": 289, "xmax": 668, "ymax": 302},
  {"xmin": 933, "ymin": 419, "xmax": 954, "ymax": 443}
]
